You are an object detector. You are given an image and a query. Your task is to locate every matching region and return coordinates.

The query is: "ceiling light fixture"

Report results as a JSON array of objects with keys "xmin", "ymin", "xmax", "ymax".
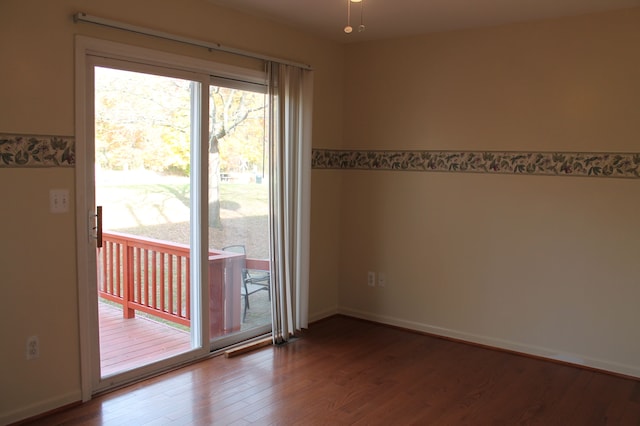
[{"xmin": 344, "ymin": 0, "xmax": 365, "ymax": 34}]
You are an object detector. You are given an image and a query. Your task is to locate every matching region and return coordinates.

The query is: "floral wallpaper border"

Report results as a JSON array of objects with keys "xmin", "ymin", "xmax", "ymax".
[
  {"xmin": 312, "ymin": 149, "xmax": 640, "ymax": 179},
  {"xmin": 0, "ymin": 133, "xmax": 75, "ymax": 167},
  {"xmin": 2, "ymin": 133, "xmax": 638, "ymax": 179}
]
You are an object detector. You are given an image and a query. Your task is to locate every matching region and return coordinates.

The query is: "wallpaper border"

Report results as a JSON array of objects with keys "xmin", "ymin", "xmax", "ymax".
[
  {"xmin": 0, "ymin": 133, "xmax": 75, "ymax": 167},
  {"xmin": 312, "ymin": 149, "xmax": 640, "ymax": 179},
  {"xmin": 2, "ymin": 133, "xmax": 638, "ymax": 180}
]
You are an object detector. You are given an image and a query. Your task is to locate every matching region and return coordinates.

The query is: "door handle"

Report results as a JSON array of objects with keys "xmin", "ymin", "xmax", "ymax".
[
  {"xmin": 96, "ymin": 206, "xmax": 103, "ymax": 248},
  {"xmin": 91, "ymin": 206, "xmax": 103, "ymax": 248}
]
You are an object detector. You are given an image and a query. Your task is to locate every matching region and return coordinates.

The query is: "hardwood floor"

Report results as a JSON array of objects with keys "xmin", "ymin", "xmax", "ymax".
[{"xmin": 27, "ymin": 316, "xmax": 640, "ymax": 425}]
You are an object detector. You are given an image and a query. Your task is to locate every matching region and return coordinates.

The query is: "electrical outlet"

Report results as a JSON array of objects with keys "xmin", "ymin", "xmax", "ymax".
[
  {"xmin": 378, "ymin": 273, "xmax": 386, "ymax": 287},
  {"xmin": 26, "ymin": 335, "xmax": 39, "ymax": 360},
  {"xmin": 368, "ymin": 271, "xmax": 376, "ymax": 287}
]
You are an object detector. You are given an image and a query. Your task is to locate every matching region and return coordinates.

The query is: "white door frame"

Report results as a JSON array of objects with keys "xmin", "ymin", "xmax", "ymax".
[{"xmin": 74, "ymin": 36, "xmax": 266, "ymax": 400}]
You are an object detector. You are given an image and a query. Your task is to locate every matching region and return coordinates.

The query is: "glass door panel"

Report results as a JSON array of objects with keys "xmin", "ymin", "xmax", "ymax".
[
  {"xmin": 94, "ymin": 66, "xmax": 202, "ymax": 377},
  {"xmin": 207, "ymin": 83, "xmax": 272, "ymax": 347}
]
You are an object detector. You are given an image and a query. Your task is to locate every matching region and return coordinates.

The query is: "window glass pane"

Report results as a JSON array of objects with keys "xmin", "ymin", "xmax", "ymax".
[
  {"xmin": 207, "ymin": 84, "xmax": 271, "ymax": 344},
  {"xmin": 95, "ymin": 66, "xmax": 199, "ymax": 376}
]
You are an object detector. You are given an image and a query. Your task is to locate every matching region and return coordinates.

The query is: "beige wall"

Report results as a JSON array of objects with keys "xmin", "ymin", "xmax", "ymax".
[
  {"xmin": 0, "ymin": 169, "xmax": 79, "ymax": 421},
  {"xmin": 339, "ymin": 8, "xmax": 640, "ymax": 376},
  {"xmin": 343, "ymin": 8, "xmax": 640, "ymax": 152},
  {"xmin": 0, "ymin": 0, "xmax": 343, "ymax": 422},
  {"xmin": 2, "ymin": 0, "xmax": 640, "ymax": 422}
]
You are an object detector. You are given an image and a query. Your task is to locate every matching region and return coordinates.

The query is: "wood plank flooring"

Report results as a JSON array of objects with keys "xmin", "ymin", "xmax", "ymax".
[{"xmin": 28, "ymin": 315, "xmax": 640, "ymax": 425}]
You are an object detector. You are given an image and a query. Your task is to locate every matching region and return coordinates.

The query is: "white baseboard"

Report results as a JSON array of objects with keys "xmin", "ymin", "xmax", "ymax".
[
  {"xmin": 309, "ymin": 306, "xmax": 338, "ymax": 324},
  {"xmin": 0, "ymin": 390, "xmax": 81, "ymax": 425},
  {"xmin": 337, "ymin": 306, "xmax": 640, "ymax": 380}
]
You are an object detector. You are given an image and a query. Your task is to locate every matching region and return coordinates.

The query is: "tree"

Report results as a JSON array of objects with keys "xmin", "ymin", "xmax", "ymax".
[
  {"xmin": 95, "ymin": 67, "xmax": 267, "ymax": 228},
  {"xmin": 208, "ymin": 86, "xmax": 266, "ymax": 227},
  {"xmin": 95, "ymin": 67, "xmax": 192, "ymax": 174}
]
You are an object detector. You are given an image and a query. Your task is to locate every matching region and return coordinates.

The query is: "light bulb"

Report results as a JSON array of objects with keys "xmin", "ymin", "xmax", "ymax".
[
  {"xmin": 344, "ymin": 25, "xmax": 353, "ymax": 33},
  {"xmin": 350, "ymin": 0, "xmax": 362, "ymax": 2},
  {"xmin": 358, "ymin": 24, "xmax": 365, "ymax": 32}
]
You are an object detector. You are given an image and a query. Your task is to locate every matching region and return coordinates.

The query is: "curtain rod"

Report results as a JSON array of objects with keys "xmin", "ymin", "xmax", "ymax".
[{"xmin": 73, "ymin": 12, "xmax": 313, "ymax": 70}]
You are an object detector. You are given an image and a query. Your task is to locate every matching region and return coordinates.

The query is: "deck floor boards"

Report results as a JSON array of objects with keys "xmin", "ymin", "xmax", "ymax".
[
  {"xmin": 99, "ymin": 302, "xmax": 191, "ymax": 377},
  {"xmin": 98, "ymin": 290, "xmax": 271, "ymax": 377}
]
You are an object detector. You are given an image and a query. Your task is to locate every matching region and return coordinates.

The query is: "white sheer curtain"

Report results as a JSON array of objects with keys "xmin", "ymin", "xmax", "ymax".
[{"xmin": 267, "ymin": 61, "xmax": 313, "ymax": 344}]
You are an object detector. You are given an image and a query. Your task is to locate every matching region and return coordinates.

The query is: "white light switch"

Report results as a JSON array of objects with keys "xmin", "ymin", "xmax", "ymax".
[{"xmin": 50, "ymin": 189, "xmax": 70, "ymax": 213}]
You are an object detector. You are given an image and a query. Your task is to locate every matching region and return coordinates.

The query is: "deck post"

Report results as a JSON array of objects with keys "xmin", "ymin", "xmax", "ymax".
[{"xmin": 122, "ymin": 241, "xmax": 135, "ymax": 319}]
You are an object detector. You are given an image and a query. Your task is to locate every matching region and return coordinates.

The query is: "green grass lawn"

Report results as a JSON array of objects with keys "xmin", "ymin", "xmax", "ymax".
[{"xmin": 98, "ymin": 178, "xmax": 270, "ymax": 258}]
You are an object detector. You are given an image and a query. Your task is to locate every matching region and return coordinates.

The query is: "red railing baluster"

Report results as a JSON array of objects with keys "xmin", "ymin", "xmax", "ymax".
[
  {"xmin": 105, "ymin": 243, "xmax": 113, "ymax": 294},
  {"xmin": 108, "ymin": 243, "xmax": 113, "ymax": 296},
  {"xmin": 176, "ymin": 258, "xmax": 182, "ymax": 318},
  {"xmin": 143, "ymin": 249, "xmax": 149, "ymax": 308},
  {"xmin": 151, "ymin": 251, "xmax": 157, "ymax": 310},
  {"xmin": 115, "ymin": 243, "xmax": 121, "ymax": 298},
  {"xmin": 100, "ymin": 243, "xmax": 107, "ymax": 294},
  {"xmin": 185, "ymin": 259, "xmax": 191, "ymax": 320},
  {"xmin": 138, "ymin": 247, "xmax": 143, "ymax": 306},
  {"xmin": 141, "ymin": 249, "xmax": 145, "ymax": 305},
  {"xmin": 168, "ymin": 254, "xmax": 174, "ymax": 317},
  {"xmin": 158, "ymin": 252, "xmax": 165, "ymax": 312},
  {"xmin": 124, "ymin": 240, "xmax": 134, "ymax": 318}
]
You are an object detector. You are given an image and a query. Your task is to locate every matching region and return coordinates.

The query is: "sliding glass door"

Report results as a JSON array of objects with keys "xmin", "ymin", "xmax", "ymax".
[
  {"xmin": 92, "ymin": 60, "xmax": 206, "ymax": 384},
  {"xmin": 78, "ymin": 39, "xmax": 274, "ymax": 396},
  {"xmin": 207, "ymin": 79, "xmax": 272, "ymax": 349}
]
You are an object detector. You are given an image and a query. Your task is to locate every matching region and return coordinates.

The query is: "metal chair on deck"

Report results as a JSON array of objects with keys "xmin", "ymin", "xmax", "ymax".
[{"xmin": 222, "ymin": 245, "xmax": 270, "ymax": 322}]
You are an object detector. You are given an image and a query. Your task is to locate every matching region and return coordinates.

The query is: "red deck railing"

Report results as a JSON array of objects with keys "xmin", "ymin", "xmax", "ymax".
[
  {"xmin": 98, "ymin": 231, "xmax": 269, "ymax": 336},
  {"xmin": 98, "ymin": 231, "xmax": 193, "ymax": 326}
]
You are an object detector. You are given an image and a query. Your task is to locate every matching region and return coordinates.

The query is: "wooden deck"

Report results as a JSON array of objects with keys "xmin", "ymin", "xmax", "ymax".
[
  {"xmin": 99, "ymin": 302, "xmax": 191, "ymax": 377},
  {"xmin": 98, "ymin": 291, "xmax": 271, "ymax": 377}
]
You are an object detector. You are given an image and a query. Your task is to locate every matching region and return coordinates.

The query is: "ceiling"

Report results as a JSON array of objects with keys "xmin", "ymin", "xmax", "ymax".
[{"xmin": 209, "ymin": 0, "xmax": 640, "ymax": 43}]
